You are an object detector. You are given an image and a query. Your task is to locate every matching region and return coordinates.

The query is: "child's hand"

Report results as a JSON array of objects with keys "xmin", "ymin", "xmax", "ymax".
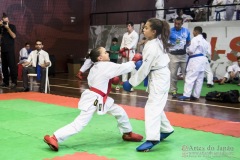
[{"xmin": 76, "ymin": 71, "xmax": 83, "ymax": 80}]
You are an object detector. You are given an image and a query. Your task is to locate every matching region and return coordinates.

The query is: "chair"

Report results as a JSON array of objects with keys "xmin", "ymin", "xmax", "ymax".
[{"xmin": 28, "ymin": 67, "xmax": 50, "ymax": 93}]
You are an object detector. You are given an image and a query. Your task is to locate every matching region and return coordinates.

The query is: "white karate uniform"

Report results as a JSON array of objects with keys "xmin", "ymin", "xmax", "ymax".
[
  {"xmin": 120, "ymin": 30, "xmax": 139, "ymax": 81},
  {"xmin": 204, "ymin": 41, "xmax": 214, "ymax": 85},
  {"xmin": 129, "ymin": 38, "xmax": 174, "ymax": 141},
  {"xmin": 54, "ymin": 61, "xmax": 136, "ymax": 143},
  {"xmin": 155, "ymin": 0, "xmax": 165, "ymax": 20},
  {"xmin": 224, "ymin": 63, "xmax": 240, "ymax": 80},
  {"xmin": 19, "ymin": 47, "xmax": 29, "ymax": 64},
  {"xmin": 212, "ymin": 0, "xmax": 226, "ymax": 20},
  {"xmin": 79, "ymin": 58, "xmax": 93, "ymax": 73},
  {"xmin": 184, "ymin": 34, "xmax": 209, "ymax": 98}
]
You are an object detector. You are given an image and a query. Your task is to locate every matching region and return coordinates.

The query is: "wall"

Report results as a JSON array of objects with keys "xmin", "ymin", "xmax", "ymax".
[{"xmin": 0, "ymin": 0, "xmax": 91, "ymax": 72}]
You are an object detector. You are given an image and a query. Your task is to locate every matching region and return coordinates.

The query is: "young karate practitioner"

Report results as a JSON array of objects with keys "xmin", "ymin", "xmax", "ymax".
[
  {"xmin": 123, "ymin": 18, "xmax": 174, "ymax": 152},
  {"xmin": 44, "ymin": 47, "xmax": 143, "ymax": 151},
  {"xmin": 178, "ymin": 26, "xmax": 209, "ymax": 101}
]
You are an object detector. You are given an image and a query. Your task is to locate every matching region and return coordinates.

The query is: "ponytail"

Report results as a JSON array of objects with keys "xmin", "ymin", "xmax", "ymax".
[
  {"xmin": 160, "ymin": 21, "xmax": 170, "ymax": 52},
  {"xmin": 147, "ymin": 18, "xmax": 170, "ymax": 52}
]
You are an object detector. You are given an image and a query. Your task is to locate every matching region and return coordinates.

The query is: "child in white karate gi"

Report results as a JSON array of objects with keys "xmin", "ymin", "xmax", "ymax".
[
  {"xmin": 123, "ymin": 18, "xmax": 174, "ymax": 152},
  {"xmin": 44, "ymin": 47, "xmax": 143, "ymax": 151}
]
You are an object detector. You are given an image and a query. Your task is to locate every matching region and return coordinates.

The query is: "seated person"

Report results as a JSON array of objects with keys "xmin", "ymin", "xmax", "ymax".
[
  {"xmin": 19, "ymin": 43, "xmax": 31, "ymax": 64},
  {"xmin": 18, "ymin": 43, "xmax": 31, "ymax": 80},
  {"xmin": 219, "ymin": 56, "xmax": 240, "ymax": 85},
  {"xmin": 22, "ymin": 40, "xmax": 51, "ymax": 92},
  {"xmin": 170, "ymin": 9, "xmax": 193, "ymax": 23}
]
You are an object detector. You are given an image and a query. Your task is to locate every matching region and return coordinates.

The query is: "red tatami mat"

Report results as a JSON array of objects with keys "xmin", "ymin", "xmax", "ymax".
[
  {"xmin": 44, "ymin": 152, "xmax": 115, "ymax": 160},
  {"xmin": 1, "ymin": 92, "xmax": 239, "ymax": 137}
]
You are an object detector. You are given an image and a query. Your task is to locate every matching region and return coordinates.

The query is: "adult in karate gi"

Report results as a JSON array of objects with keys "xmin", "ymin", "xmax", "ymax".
[
  {"xmin": 120, "ymin": 21, "xmax": 139, "ymax": 83},
  {"xmin": 178, "ymin": 26, "xmax": 209, "ymax": 101},
  {"xmin": 44, "ymin": 47, "xmax": 143, "ymax": 151},
  {"xmin": 123, "ymin": 18, "xmax": 174, "ymax": 152},
  {"xmin": 202, "ymin": 32, "xmax": 214, "ymax": 88}
]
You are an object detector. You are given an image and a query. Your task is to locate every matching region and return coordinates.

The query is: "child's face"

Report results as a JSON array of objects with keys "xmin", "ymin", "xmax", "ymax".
[
  {"xmin": 112, "ymin": 41, "xmax": 117, "ymax": 45},
  {"xmin": 98, "ymin": 47, "xmax": 110, "ymax": 61},
  {"xmin": 143, "ymin": 21, "xmax": 155, "ymax": 40}
]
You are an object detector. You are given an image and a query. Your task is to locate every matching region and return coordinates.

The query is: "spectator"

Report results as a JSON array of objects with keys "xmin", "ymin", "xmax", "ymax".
[
  {"xmin": 155, "ymin": 0, "xmax": 165, "ymax": 20},
  {"xmin": 202, "ymin": 32, "xmax": 214, "ymax": 87},
  {"xmin": 170, "ymin": 9, "xmax": 193, "ymax": 23},
  {"xmin": 19, "ymin": 43, "xmax": 31, "ymax": 64},
  {"xmin": 225, "ymin": 0, "xmax": 237, "ymax": 20},
  {"xmin": 120, "ymin": 21, "xmax": 139, "ymax": 87},
  {"xmin": 178, "ymin": 26, "xmax": 209, "ymax": 101},
  {"xmin": 18, "ymin": 43, "xmax": 31, "ymax": 80},
  {"xmin": 219, "ymin": 56, "xmax": 240, "ymax": 85},
  {"xmin": 212, "ymin": 0, "xmax": 226, "ymax": 21},
  {"xmin": 109, "ymin": 37, "xmax": 120, "ymax": 63},
  {"xmin": 0, "ymin": 13, "xmax": 17, "ymax": 89},
  {"xmin": 191, "ymin": 0, "xmax": 207, "ymax": 22},
  {"xmin": 137, "ymin": 21, "xmax": 146, "ymax": 53}
]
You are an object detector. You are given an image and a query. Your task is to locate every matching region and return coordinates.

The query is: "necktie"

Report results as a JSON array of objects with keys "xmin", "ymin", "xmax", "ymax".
[
  {"xmin": 36, "ymin": 52, "xmax": 39, "ymax": 67},
  {"xmin": 36, "ymin": 52, "xmax": 41, "ymax": 81}
]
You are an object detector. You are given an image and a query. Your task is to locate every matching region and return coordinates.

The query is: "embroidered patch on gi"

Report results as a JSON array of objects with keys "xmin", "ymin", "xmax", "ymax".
[{"xmin": 94, "ymin": 99, "xmax": 98, "ymax": 106}]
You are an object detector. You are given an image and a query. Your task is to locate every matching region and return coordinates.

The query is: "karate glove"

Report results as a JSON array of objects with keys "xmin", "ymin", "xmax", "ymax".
[
  {"xmin": 119, "ymin": 48, "xmax": 125, "ymax": 53},
  {"xmin": 135, "ymin": 60, "xmax": 142, "ymax": 70},
  {"xmin": 123, "ymin": 81, "xmax": 132, "ymax": 92},
  {"xmin": 112, "ymin": 76, "xmax": 120, "ymax": 85},
  {"xmin": 122, "ymin": 51, "xmax": 127, "ymax": 57},
  {"xmin": 132, "ymin": 53, "xmax": 142, "ymax": 62},
  {"xmin": 76, "ymin": 71, "xmax": 83, "ymax": 80}
]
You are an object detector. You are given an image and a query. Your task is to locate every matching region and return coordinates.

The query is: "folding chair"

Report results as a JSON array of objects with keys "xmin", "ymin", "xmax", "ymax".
[{"xmin": 28, "ymin": 67, "xmax": 50, "ymax": 93}]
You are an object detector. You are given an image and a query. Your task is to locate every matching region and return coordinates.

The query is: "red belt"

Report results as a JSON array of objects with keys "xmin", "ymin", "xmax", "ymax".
[{"xmin": 90, "ymin": 87, "xmax": 107, "ymax": 104}]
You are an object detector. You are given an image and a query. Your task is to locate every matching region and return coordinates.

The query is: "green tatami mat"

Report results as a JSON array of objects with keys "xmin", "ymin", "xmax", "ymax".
[
  {"xmin": 0, "ymin": 99, "xmax": 239, "ymax": 160},
  {"xmin": 114, "ymin": 80, "xmax": 240, "ymax": 97}
]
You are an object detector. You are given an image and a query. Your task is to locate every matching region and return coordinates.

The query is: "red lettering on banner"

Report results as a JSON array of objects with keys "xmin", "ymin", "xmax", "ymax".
[
  {"xmin": 210, "ymin": 37, "xmax": 240, "ymax": 61},
  {"xmin": 229, "ymin": 37, "xmax": 240, "ymax": 52},
  {"xmin": 226, "ymin": 37, "xmax": 240, "ymax": 62},
  {"xmin": 210, "ymin": 37, "xmax": 226, "ymax": 59}
]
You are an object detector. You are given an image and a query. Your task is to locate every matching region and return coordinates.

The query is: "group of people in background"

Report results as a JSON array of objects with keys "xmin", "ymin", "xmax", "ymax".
[
  {"xmin": 0, "ymin": 13, "xmax": 51, "ymax": 93},
  {"xmin": 161, "ymin": 0, "xmax": 240, "ymax": 22}
]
